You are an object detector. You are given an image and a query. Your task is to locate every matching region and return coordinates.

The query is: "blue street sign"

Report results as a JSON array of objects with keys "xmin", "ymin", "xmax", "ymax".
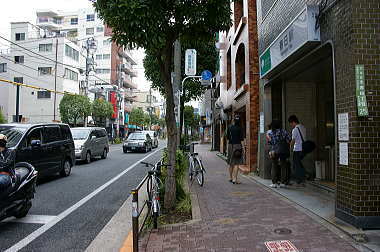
[{"xmin": 201, "ymin": 70, "xmax": 212, "ymax": 81}]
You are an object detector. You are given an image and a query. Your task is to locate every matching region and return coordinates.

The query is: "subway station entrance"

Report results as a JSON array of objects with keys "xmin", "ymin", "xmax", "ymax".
[{"xmin": 263, "ymin": 44, "xmax": 336, "ymax": 189}]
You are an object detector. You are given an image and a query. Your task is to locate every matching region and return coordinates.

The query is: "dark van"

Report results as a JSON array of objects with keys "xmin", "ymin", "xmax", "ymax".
[{"xmin": 0, "ymin": 123, "xmax": 75, "ymax": 178}]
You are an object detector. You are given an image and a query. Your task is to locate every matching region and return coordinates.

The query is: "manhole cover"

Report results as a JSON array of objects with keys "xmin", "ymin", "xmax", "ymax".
[{"xmin": 274, "ymin": 228, "xmax": 292, "ymax": 235}]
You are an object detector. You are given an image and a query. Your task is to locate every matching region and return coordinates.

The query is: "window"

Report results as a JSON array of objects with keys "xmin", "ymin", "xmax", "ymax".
[
  {"xmin": 65, "ymin": 68, "xmax": 78, "ymax": 81},
  {"xmin": 0, "ymin": 63, "xmax": 6, "ymax": 73},
  {"xmin": 103, "ymin": 39, "xmax": 111, "ymax": 46},
  {"xmin": 38, "ymin": 17, "xmax": 49, "ymax": 23},
  {"xmin": 65, "ymin": 45, "xmax": 79, "ymax": 61},
  {"xmin": 53, "ymin": 17, "xmax": 62, "ymax": 24},
  {"xmin": 96, "ymin": 54, "xmax": 102, "ymax": 60},
  {"xmin": 43, "ymin": 126, "xmax": 61, "ymax": 143},
  {"xmin": 38, "ymin": 67, "xmax": 52, "ymax": 75},
  {"xmin": 103, "ymin": 54, "xmax": 110, "ymax": 60},
  {"xmin": 37, "ymin": 90, "xmax": 51, "ymax": 99},
  {"xmin": 70, "ymin": 18, "xmax": 78, "ymax": 25},
  {"xmin": 86, "ymin": 28, "xmax": 94, "ymax": 35},
  {"xmin": 25, "ymin": 128, "xmax": 43, "ymax": 147},
  {"xmin": 15, "ymin": 33, "xmax": 25, "ymax": 41},
  {"xmin": 14, "ymin": 56, "xmax": 24, "ymax": 64},
  {"xmin": 39, "ymin": 43, "xmax": 53, "ymax": 52},
  {"xmin": 87, "ymin": 14, "xmax": 95, "ymax": 22},
  {"xmin": 95, "ymin": 69, "xmax": 111, "ymax": 74},
  {"xmin": 14, "ymin": 77, "xmax": 23, "ymax": 84},
  {"xmin": 96, "ymin": 26, "xmax": 104, "ymax": 33},
  {"xmin": 60, "ymin": 125, "xmax": 72, "ymax": 140}
]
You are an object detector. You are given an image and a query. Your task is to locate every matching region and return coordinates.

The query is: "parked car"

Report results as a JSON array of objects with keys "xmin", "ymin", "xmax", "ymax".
[
  {"xmin": 71, "ymin": 127, "xmax": 109, "ymax": 164},
  {"xmin": 142, "ymin": 131, "xmax": 158, "ymax": 148},
  {"xmin": 123, "ymin": 132, "xmax": 152, "ymax": 153},
  {"xmin": 0, "ymin": 123, "xmax": 75, "ymax": 178}
]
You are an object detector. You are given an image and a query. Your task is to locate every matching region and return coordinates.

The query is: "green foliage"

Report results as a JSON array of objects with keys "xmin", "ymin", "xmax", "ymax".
[
  {"xmin": 161, "ymin": 149, "xmax": 188, "ymax": 201},
  {"xmin": 144, "ymin": 38, "xmax": 219, "ymax": 103},
  {"xmin": 150, "ymin": 113, "xmax": 159, "ymax": 125},
  {"xmin": 158, "ymin": 118, "xmax": 166, "ymax": 128},
  {"xmin": 92, "ymin": 99, "xmax": 114, "ymax": 126},
  {"xmin": 143, "ymin": 113, "xmax": 151, "ymax": 127},
  {"xmin": 0, "ymin": 109, "xmax": 6, "ymax": 124},
  {"xmin": 176, "ymin": 193, "xmax": 191, "ymax": 214},
  {"xmin": 59, "ymin": 94, "xmax": 92, "ymax": 126},
  {"xmin": 129, "ymin": 108, "xmax": 145, "ymax": 126},
  {"xmin": 114, "ymin": 137, "xmax": 122, "ymax": 144}
]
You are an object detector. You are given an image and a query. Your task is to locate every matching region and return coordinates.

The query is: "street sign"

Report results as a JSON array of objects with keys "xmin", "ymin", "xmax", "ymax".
[
  {"xmin": 185, "ymin": 49, "xmax": 197, "ymax": 76},
  {"xmin": 265, "ymin": 240, "xmax": 299, "ymax": 252},
  {"xmin": 201, "ymin": 80, "xmax": 211, "ymax": 86},
  {"xmin": 355, "ymin": 65, "xmax": 369, "ymax": 116},
  {"xmin": 201, "ymin": 70, "xmax": 212, "ymax": 81}
]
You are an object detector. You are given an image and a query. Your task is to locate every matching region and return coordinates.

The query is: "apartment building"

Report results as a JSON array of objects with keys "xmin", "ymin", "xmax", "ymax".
[
  {"xmin": 0, "ymin": 22, "xmax": 81, "ymax": 123},
  {"xmin": 36, "ymin": 9, "xmax": 138, "ymax": 132}
]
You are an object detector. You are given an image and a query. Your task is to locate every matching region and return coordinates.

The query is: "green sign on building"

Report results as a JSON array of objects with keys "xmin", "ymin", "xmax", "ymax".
[
  {"xmin": 355, "ymin": 65, "xmax": 369, "ymax": 117},
  {"xmin": 260, "ymin": 49, "xmax": 272, "ymax": 77}
]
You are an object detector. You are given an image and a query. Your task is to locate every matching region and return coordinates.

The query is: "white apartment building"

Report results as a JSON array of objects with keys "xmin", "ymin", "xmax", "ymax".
[
  {"xmin": 0, "ymin": 22, "xmax": 81, "ymax": 123},
  {"xmin": 0, "ymin": 8, "xmax": 138, "ymax": 129}
]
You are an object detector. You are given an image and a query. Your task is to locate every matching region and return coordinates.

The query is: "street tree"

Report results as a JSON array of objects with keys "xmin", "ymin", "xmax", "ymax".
[
  {"xmin": 144, "ymin": 37, "xmax": 219, "ymax": 142},
  {"xmin": 92, "ymin": 98, "xmax": 114, "ymax": 127},
  {"xmin": 129, "ymin": 108, "xmax": 145, "ymax": 127},
  {"xmin": 59, "ymin": 94, "xmax": 92, "ymax": 127},
  {"xmin": 94, "ymin": 0, "xmax": 232, "ymax": 210},
  {"xmin": 143, "ymin": 113, "xmax": 151, "ymax": 129},
  {"xmin": 0, "ymin": 109, "xmax": 6, "ymax": 124}
]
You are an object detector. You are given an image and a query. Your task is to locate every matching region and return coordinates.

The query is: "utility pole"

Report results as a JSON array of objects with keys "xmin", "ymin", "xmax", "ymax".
[
  {"xmin": 83, "ymin": 37, "xmax": 97, "ymax": 126},
  {"xmin": 53, "ymin": 38, "xmax": 58, "ymax": 122},
  {"xmin": 149, "ymin": 87, "xmax": 152, "ymax": 129}
]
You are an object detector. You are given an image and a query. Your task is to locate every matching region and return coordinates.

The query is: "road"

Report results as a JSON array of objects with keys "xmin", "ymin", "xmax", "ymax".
[{"xmin": 0, "ymin": 141, "xmax": 165, "ymax": 252}]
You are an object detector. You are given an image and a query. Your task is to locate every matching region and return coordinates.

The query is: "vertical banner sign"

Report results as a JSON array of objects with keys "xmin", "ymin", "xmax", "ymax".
[
  {"xmin": 110, "ymin": 91, "xmax": 118, "ymax": 119},
  {"xmin": 355, "ymin": 65, "xmax": 369, "ymax": 116},
  {"xmin": 185, "ymin": 49, "xmax": 197, "ymax": 76}
]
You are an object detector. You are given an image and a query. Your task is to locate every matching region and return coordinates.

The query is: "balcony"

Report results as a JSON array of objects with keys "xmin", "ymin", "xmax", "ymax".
[
  {"xmin": 118, "ymin": 50, "xmax": 137, "ymax": 65},
  {"xmin": 124, "ymin": 90, "xmax": 137, "ymax": 102},
  {"xmin": 122, "ymin": 74, "xmax": 137, "ymax": 89},
  {"xmin": 37, "ymin": 17, "xmax": 62, "ymax": 30}
]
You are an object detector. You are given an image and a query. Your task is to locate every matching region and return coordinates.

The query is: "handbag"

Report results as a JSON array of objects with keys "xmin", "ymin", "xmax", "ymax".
[
  {"xmin": 297, "ymin": 127, "xmax": 316, "ymax": 154},
  {"xmin": 273, "ymin": 130, "xmax": 290, "ymax": 157},
  {"xmin": 233, "ymin": 148, "xmax": 242, "ymax": 159}
]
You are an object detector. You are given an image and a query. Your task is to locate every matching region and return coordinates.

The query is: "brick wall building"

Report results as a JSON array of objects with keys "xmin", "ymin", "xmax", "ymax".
[
  {"xmin": 257, "ymin": 0, "xmax": 380, "ymax": 229},
  {"xmin": 215, "ymin": 1, "xmax": 260, "ymax": 172}
]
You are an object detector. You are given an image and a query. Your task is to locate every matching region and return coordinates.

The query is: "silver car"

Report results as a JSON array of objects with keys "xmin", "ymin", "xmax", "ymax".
[
  {"xmin": 71, "ymin": 127, "xmax": 109, "ymax": 164},
  {"xmin": 143, "ymin": 131, "xmax": 158, "ymax": 148}
]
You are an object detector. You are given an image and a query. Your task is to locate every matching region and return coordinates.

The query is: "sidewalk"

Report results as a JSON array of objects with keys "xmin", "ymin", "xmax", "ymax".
[{"xmin": 139, "ymin": 144, "xmax": 361, "ymax": 252}]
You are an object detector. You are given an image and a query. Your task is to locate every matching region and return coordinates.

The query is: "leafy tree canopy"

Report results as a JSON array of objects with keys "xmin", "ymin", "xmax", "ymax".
[
  {"xmin": 129, "ymin": 108, "xmax": 145, "ymax": 126},
  {"xmin": 59, "ymin": 94, "xmax": 92, "ymax": 126},
  {"xmin": 92, "ymin": 98, "xmax": 114, "ymax": 121}
]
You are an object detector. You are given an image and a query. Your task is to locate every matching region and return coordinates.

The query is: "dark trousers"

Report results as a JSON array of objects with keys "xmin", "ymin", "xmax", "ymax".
[
  {"xmin": 271, "ymin": 156, "xmax": 288, "ymax": 184},
  {"xmin": 293, "ymin": 151, "xmax": 305, "ymax": 184}
]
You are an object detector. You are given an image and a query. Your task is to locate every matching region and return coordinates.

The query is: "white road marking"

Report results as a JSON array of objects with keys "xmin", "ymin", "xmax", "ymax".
[
  {"xmin": 5, "ymin": 147, "xmax": 164, "ymax": 252},
  {"xmin": 2, "ymin": 215, "xmax": 58, "ymax": 225}
]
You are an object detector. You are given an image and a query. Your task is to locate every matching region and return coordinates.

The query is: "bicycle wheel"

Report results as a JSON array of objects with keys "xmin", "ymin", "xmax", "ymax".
[
  {"xmin": 188, "ymin": 157, "xmax": 194, "ymax": 181},
  {"xmin": 193, "ymin": 158, "xmax": 204, "ymax": 186},
  {"xmin": 146, "ymin": 176, "xmax": 153, "ymax": 202}
]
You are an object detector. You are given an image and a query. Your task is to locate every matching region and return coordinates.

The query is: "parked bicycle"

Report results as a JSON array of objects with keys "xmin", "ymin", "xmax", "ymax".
[
  {"xmin": 141, "ymin": 160, "xmax": 164, "ymax": 229},
  {"xmin": 186, "ymin": 142, "xmax": 206, "ymax": 187}
]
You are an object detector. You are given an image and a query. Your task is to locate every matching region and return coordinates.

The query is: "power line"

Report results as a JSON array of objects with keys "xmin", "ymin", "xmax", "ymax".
[{"xmin": 0, "ymin": 35, "xmax": 84, "ymax": 71}]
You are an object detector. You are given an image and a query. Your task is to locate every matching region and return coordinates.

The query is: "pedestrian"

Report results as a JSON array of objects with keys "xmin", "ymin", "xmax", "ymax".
[
  {"xmin": 0, "ymin": 134, "xmax": 15, "ymax": 197},
  {"xmin": 267, "ymin": 120, "xmax": 291, "ymax": 188},
  {"xmin": 227, "ymin": 115, "xmax": 244, "ymax": 184},
  {"xmin": 288, "ymin": 115, "xmax": 307, "ymax": 187}
]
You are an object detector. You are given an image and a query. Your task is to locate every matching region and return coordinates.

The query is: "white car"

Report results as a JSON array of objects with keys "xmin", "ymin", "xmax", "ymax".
[{"xmin": 142, "ymin": 131, "xmax": 158, "ymax": 148}]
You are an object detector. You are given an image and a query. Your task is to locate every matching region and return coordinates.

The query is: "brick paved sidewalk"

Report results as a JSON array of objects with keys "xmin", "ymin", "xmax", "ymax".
[{"xmin": 139, "ymin": 144, "xmax": 358, "ymax": 252}]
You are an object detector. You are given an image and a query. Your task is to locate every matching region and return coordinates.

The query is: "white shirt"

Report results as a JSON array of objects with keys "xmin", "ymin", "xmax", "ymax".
[{"xmin": 292, "ymin": 124, "xmax": 306, "ymax": 152}]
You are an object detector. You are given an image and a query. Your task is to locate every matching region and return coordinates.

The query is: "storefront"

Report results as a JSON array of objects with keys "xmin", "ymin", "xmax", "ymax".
[{"xmin": 258, "ymin": 2, "xmax": 380, "ymax": 229}]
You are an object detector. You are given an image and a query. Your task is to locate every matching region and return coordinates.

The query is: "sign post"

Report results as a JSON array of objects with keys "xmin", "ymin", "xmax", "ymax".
[{"xmin": 185, "ymin": 49, "xmax": 197, "ymax": 76}]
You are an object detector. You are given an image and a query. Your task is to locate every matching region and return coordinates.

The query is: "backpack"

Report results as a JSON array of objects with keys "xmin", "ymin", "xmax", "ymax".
[
  {"xmin": 272, "ymin": 130, "xmax": 290, "ymax": 157},
  {"xmin": 297, "ymin": 127, "xmax": 316, "ymax": 155}
]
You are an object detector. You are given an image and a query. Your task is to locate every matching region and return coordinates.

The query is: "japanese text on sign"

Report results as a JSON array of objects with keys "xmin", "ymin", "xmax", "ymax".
[{"xmin": 355, "ymin": 65, "xmax": 368, "ymax": 116}]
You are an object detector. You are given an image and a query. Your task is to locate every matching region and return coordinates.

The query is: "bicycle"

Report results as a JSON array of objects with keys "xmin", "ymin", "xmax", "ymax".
[
  {"xmin": 141, "ymin": 160, "xmax": 164, "ymax": 229},
  {"xmin": 186, "ymin": 142, "xmax": 206, "ymax": 187}
]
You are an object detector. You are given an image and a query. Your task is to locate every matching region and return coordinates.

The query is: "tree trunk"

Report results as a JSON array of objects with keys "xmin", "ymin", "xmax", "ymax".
[{"xmin": 157, "ymin": 44, "xmax": 177, "ymax": 211}]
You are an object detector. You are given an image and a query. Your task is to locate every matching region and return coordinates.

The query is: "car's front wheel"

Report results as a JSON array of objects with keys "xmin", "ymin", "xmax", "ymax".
[
  {"xmin": 60, "ymin": 159, "xmax": 72, "ymax": 177},
  {"xmin": 101, "ymin": 149, "xmax": 108, "ymax": 159}
]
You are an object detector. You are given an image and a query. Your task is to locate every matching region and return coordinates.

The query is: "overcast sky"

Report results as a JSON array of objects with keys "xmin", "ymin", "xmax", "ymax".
[{"xmin": 0, "ymin": 0, "xmax": 152, "ymax": 91}]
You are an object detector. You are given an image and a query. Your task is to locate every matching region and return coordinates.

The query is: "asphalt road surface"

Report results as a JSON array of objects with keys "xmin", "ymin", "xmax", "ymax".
[{"xmin": 0, "ymin": 141, "xmax": 165, "ymax": 252}]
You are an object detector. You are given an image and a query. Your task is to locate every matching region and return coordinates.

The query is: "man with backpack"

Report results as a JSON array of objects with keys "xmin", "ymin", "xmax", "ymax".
[
  {"xmin": 288, "ymin": 115, "xmax": 307, "ymax": 187},
  {"xmin": 267, "ymin": 120, "xmax": 291, "ymax": 188}
]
